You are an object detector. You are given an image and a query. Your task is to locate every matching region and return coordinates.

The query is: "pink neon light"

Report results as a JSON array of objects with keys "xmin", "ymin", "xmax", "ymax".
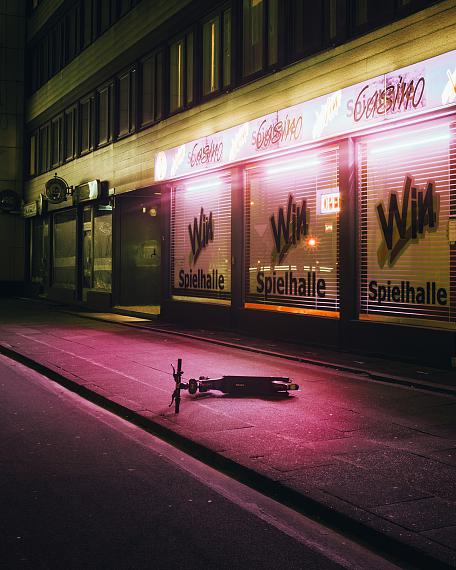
[
  {"xmin": 185, "ymin": 179, "xmax": 223, "ymax": 192},
  {"xmin": 370, "ymin": 133, "xmax": 450, "ymax": 155},
  {"xmin": 266, "ymin": 157, "xmax": 321, "ymax": 175}
]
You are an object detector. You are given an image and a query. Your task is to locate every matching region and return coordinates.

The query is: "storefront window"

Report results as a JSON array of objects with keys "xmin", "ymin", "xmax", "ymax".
[
  {"xmin": 53, "ymin": 210, "xmax": 76, "ymax": 288},
  {"xmin": 31, "ymin": 217, "xmax": 48, "ymax": 284},
  {"xmin": 245, "ymin": 147, "xmax": 340, "ymax": 314},
  {"xmin": 82, "ymin": 206, "xmax": 93, "ymax": 291},
  {"xmin": 358, "ymin": 119, "xmax": 455, "ymax": 327},
  {"xmin": 93, "ymin": 207, "xmax": 112, "ymax": 291},
  {"xmin": 171, "ymin": 173, "xmax": 231, "ymax": 303}
]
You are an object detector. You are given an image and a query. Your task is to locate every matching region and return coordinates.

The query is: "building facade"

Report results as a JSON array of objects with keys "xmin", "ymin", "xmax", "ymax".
[{"xmin": 21, "ymin": 0, "xmax": 456, "ymax": 366}]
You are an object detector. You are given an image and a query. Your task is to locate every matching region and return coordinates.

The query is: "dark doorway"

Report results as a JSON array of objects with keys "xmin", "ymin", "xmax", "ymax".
[{"xmin": 117, "ymin": 192, "xmax": 161, "ymax": 311}]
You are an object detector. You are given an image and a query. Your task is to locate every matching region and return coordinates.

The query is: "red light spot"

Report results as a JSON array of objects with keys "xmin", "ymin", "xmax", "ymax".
[{"xmin": 308, "ymin": 238, "xmax": 317, "ymax": 247}]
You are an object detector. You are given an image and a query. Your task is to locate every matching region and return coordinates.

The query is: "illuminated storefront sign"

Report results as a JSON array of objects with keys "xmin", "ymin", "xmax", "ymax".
[
  {"xmin": 318, "ymin": 190, "xmax": 340, "ymax": 214},
  {"xmin": 245, "ymin": 147, "xmax": 340, "ymax": 314},
  {"xmin": 359, "ymin": 119, "xmax": 452, "ymax": 324},
  {"xmin": 171, "ymin": 175, "xmax": 231, "ymax": 300},
  {"xmin": 155, "ymin": 49, "xmax": 456, "ymax": 182}
]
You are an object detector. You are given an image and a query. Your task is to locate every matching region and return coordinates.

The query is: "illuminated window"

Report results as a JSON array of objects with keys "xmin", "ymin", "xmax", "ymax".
[
  {"xmin": 245, "ymin": 147, "xmax": 340, "ymax": 315},
  {"xmin": 171, "ymin": 173, "xmax": 232, "ymax": 303},
  {"xmin": 169, "ymin": 32, "xmax": 193, "ymax": 113},
  {"xmin": 202, "ymin": 9, "xmax": 232, "ymax": 96},
  {"xmin": 358, "ymin": 119, "xmax": 456, "ymax": 326},
  {"xmin": 243, "ymin": 0, "xmax": 278, "ymax": 78}
]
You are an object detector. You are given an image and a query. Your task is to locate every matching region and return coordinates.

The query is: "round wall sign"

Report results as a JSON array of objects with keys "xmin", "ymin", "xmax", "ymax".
[
  {"xmin": 45, "ymin": 176, "xmax": 68, "ymax": 204},
  {"xmin": 0, "ymin": 189, "xmax": 20, "ymax": 212}
]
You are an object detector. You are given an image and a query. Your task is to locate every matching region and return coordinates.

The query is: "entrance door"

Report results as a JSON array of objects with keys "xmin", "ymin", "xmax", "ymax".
[{"xmin": 118, "ymin": 193, "xmax": 161, "ymax": 310}]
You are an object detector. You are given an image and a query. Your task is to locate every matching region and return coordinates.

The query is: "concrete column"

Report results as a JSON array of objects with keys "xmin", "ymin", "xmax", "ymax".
[{"xmin": 0, "ymin": 0, "xmax": 26, "ymax": 286}]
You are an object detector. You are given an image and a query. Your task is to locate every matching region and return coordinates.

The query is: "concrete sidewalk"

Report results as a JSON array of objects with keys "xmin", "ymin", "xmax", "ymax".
[{"xmin": 1, "ymin": 298, "xmax": 455, "ymax": 568}]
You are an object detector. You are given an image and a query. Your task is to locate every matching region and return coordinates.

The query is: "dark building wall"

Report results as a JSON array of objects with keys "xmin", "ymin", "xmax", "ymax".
[{"xmin": 0, "ymin": 1, "xmax": 26, "ymax": 286}]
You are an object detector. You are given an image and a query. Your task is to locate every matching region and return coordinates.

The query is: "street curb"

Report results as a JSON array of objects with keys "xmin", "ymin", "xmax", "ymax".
[
  {"xmin": 0, "ymin": 341, "xmax": 453, "ymax": 570},
  {"xmin": 68, "ymin": 310, "xmax": 456, "ymax": 398}
]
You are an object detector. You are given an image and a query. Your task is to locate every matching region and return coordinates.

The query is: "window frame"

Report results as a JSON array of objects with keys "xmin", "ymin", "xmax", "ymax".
[
  {"xmin": 116, "ymin": 66, "xmax": 137, "ymax": 139},
  {"xmin": 95, "ymin": 81, "xmax": 114, "ymax": 148},
  {"xmin": 240, "ymin": 0, "xmax": 281, "ymax": 83},
  {"xmin": 79, "ymin": 94, "xmax": 95, "ymax": 156},
  {"xmin": 50, "ymin": 114, "xmax": 63, "ymax": 169},
  {"xmin": 29, "ymin": 131, "xmax": 38, "ymax": 177},
  {"xmin": 168, "ymin": 30, "xmax": 195, "ymax": 116},
  {"xmin": 139, "ymin": 49, "xmax": 164, "ymax": 129},
  {"xmin": 64, "ymin": 104, "xmax": 78, "ymax": 162},
  {"xmin": 38, "ymin": 122, "xmax": 50, "ymax": 174},
  {"xmin": 201, "ymin": 5, "xmax": 233, "ymax": 101}
]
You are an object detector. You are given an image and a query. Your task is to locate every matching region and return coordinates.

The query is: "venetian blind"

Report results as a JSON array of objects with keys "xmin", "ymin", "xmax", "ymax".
[
  {"xmin": 171, "ymin": 172, "xmax": 231, "ymax": 301},
  {"xmin": 358, "ymin": 118, "xmax": 456, "ymax": 325},
  {"xmin": 245, "ymin": 146, "xmax": 340, "ymax": 314}
]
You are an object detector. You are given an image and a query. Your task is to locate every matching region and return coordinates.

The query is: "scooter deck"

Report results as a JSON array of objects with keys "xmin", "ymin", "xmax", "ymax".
[{"xmin": 196, "ymin": 375, "xmax": 299, "ymax": 394}]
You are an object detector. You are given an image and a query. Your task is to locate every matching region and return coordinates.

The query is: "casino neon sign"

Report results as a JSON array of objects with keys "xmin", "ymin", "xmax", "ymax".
[{"xmin": 155, "ymin": 49, "xmax": 456, "ymax": 182}]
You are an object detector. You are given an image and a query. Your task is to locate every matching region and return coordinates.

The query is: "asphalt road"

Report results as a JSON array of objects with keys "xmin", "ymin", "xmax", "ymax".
[{"xmin": 0, "ymin": 354, "xmax": 400, "ymax": 570}]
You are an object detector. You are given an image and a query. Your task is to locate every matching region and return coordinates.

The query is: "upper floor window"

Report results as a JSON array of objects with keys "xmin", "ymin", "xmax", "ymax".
[
  {"xmin": 38, "ymin": 123, "xmax": 50, "ymax": 174},
  {"xmin": 140, "ymin": 50, "xmax": 163, "ymax": 126},
  {"xmin": 97, "ymin": 0, "xmax": 112, "ymax": 35},
  {"xmin": 64, "ymin": 4, "xmax": 80, "ymax": 64},
  {"xmin": 242, "ymin": 0, "xmax": 278, "ymax": 79},
  {"xmin": 327, "ymin": 0, "xmax": 347, "ymax": 45},
  {"xmin": 83, "ymin": 0, "xmax": 94, "ymax": 48},
  {"xmin": 353, "ymin": 0, "xmax": 395, "ymax": 34},
  {"xmin": 29, "ymin": 133, "xmax": 37, "ymax": 177},
  {"xmin": 64, "ymin": 105, "xmax": 77, "ymax": 161},
  {"xmin": 290, "ymin": 0, "xmax": 324, "ymax": 58},
  {"xmin": 169, "ymin": 32, "xmax": 194, "ymax": 114},
  {"xmin": 96, "ymin": 83, "xmax": 113, "ymax": 146},
  {"xmin": 117, "ymin": 67, "xmax": 136, "ymax": 137},
  {"xmin": 51, "ymin": 115, "xmax": 63, "ymax": 168},
  {"xmin": 80, "ymin": 95, "xmax": 94, "ymax": 154},
  {"xmin": 202, "ymin": 8, "xmax": 232, "ymax": 97}
]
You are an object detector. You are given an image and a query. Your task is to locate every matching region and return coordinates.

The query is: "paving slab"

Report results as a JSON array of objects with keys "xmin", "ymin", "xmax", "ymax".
[{"xmin": 1, "ymin": 297, "xmax": 456, "ymax": 568}]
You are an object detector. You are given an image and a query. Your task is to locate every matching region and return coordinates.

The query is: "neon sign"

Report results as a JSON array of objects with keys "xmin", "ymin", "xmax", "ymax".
[
  {"xmin": 319, "ymin": 191, "xmax": 340, "ymax": 214},
  {"xmin": 312, "ymin": 91, "xmax": 341, "ymax": 139},
  {"xmin": 155, "ymin": 49, "xmax": 456, "ymax": 182},
  {"xmin": 349, "ymin": 75, "xmax": 425, "ymax": 123},
  {"xmin": 376, "ymin": 175, "xmax": 439, "ymax": 268},
  {"xmin": 251, "ymin": 113, "xmax": 303, "ymax": 151}
]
